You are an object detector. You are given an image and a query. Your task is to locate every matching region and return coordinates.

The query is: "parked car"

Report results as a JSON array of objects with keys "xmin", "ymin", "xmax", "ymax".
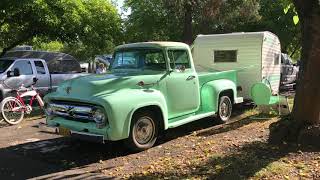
[
  {"xmin": 42, "ymin": 42, "xmax": 243, "ymax": 151},
  {"xmin": 0, "ymin": 51, "xmax": 88, "ymax": 102},
  {"xmin": 280, "ymin": 53, "xmax": 299, "ymax": 88}
]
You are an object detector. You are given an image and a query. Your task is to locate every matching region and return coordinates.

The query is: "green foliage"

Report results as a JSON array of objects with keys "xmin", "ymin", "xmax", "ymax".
[
  {"xmin": 0, "ymin": 0, "xmax": 302, "ymax": 61},
  {"xmin": 0, "ymin": 0, "xmax": 122, "ymax": 60},
  {"xmin": 124, "ymin": 0, "xmax": 261, "ymax": 43},
  {"xmin": 124, "ymin": 0, "xmax": 301, "ymax": 59},
  {"xmin": 293, "ymin": 15, "xmax": 299, "ymax": 25},
  {"xmin": 193, "ymin": 0, "xmax": 261, "ymax": 34},
  {"xmin": 124, "ymin": 0, "xmax": 182, "ymax": 42},
  {"xmin": 32, "ymin": 38, "xmax": 64, "ymax": 52},
  {"xmin": 256, "ymin": 0, "xmax": 301, "ymax": 60}
]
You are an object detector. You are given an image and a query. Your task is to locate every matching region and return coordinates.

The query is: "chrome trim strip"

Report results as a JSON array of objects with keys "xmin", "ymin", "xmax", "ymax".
[
  {"xmin": 50, "ymin": 103, "xmax": 93, "ymax": 114},
  {"xmin": 70, "ymin": 130, "xmax": 104, "ymax": 137},
  {"xmin": 53, "ymin": 111, "xmax": 94, "ymax": 121},
  {"xmin": 49, "ymin": 103, "xmax": 95, "ymax": 121},
  {"xmin": 70, "ymin": 130, "xmax": 105, "ymax": 142}
]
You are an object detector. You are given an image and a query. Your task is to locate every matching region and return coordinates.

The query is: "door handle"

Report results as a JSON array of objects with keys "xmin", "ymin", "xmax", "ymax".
[
  {"xmin": 33, "ymin": 77, "xmax": 39, "ymax": 84},
  {"xmin": 186, "ymin": 75, "xmax": 196, "ymax": 81}
]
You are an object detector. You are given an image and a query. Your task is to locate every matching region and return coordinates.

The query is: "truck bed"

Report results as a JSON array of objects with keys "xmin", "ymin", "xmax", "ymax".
[{"xmin": 197, "ymin": 70, "xmax": 238, "ymax": 87}]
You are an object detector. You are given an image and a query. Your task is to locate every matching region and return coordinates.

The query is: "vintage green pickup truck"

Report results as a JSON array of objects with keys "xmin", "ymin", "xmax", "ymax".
[{"xmin": 43, "ymin": 42, "xmax": 243, "ymax": 151}]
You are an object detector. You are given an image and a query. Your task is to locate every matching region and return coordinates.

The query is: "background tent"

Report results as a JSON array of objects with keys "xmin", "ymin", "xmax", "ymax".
[{"xmin": 3, "ymin": 50, "xmax": 81, "ymax": 73}]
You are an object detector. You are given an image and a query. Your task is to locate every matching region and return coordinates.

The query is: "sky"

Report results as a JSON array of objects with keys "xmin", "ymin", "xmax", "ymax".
[{"xmin": 115, "ymin": 0, "xmax": 131, "ymax": 18}]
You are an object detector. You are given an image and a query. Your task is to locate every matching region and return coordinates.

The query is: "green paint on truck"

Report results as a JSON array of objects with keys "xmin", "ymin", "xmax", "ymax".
[{"xmin": 44, "ymin": 42, "xmax": 243, "ymax": 151}]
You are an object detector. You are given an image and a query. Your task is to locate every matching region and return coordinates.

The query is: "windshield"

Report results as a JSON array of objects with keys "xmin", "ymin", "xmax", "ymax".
[
  {"xmin": 0, "ymin": 60, "xmax": 13, "ymax": 73},
  {"xmin": 111, "ymin": 49, "xmax": 166, "ymax": 71}
]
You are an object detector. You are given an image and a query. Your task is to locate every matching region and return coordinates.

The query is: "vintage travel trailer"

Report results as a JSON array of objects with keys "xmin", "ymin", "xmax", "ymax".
[{"xmin": 192, "ymin": 31, "xmax": 281, "ymax": 100}]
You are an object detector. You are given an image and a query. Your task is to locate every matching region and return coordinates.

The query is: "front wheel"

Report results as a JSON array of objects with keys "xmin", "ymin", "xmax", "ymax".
[
  {"xmin": 125, "ymin": 111, "xmax": 158, "ymax": 151},
  {"xmin": 217, "ymin": 96, "xmax": 233, "ymax": 123},
  {"xmin": 1, "ymin": 97, "xmax": 25, "ymax": 125}
]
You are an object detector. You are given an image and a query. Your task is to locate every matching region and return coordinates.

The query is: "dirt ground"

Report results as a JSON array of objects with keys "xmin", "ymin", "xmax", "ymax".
[{"xmin": 0, "ymin": 106, "xmax": 319, "ymax": 180}]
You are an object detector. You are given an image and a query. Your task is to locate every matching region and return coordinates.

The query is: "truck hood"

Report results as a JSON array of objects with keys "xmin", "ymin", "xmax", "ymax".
[{"xmin": 55, "ymin": 71, "xmax": 163, "ymax": 99}]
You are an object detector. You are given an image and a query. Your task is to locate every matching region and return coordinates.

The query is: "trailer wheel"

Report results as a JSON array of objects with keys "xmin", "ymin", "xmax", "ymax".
[
  {"xmin": 125, "ymin": 111, "xmax": 158, "ymax": 151},
  {"xmin": 217, "ymin": 96, "xmax": 232, "ymax": 123}
]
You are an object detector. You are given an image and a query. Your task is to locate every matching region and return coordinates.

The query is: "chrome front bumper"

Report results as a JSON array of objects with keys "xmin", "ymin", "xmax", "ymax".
[{"xmin": 38, "ymin": 122, "xmax": 105, "ymax": 143}]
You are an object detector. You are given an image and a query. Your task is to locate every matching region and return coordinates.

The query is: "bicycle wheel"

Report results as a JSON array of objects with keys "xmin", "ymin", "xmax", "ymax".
[{"xmin": 1, "ymin": 97, "xmax": 25, "ymax": 125}]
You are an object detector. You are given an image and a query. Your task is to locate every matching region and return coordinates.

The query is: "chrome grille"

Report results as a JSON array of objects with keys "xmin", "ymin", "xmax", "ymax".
[{"xmin": 50, "ymin": 103, "xmax": 95, "ymax": 122}]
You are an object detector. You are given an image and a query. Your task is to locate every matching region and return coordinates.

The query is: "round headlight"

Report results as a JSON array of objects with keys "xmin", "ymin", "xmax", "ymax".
[
  {"xmin": 93, "ymin": 109, "xmax": 106, "ymax": 128},
  {"xmin": 93, "ymin": 109, "xmax": 105, "ymax": 121}
]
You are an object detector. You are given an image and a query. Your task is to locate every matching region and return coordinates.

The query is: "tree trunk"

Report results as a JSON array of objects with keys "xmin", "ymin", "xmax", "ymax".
[
  {"xmin": 292, "ymin": 0, "xmax": 320, "ymax": 125},
  {"xmin": 182, "ymin": 3, "xmax": 193, "ymax": 45}
]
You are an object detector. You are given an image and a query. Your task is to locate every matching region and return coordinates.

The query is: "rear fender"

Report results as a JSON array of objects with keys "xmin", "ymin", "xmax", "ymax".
[{"xmin": 200, "ymin": 79, "xmax": 237, "ymax": 113}]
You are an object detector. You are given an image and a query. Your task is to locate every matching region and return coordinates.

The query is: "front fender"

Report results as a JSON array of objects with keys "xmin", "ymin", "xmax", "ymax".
[
  {"xmin": 200, "ymin": 79, "xmax": 237, "ymax": 113},
  {"xmin": 93, "ymin": 89, "xmax": 168, "ymax": 141}
]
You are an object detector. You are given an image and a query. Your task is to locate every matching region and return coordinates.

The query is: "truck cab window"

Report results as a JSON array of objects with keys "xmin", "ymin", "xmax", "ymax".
[
  {"xmin": 112, "ymin": 49, "xmax": 165, "ymax": 71},
  {"xmin": 144, "ymin": 51, "xmax": 166, "ymax": 70},
  {"xmin": 34, "ymin": 61, "xmax": 46, "ymax": 74},
  {"xmin": 11, "ymin": 60, "xmax": 33, "ymax": 75},
  {"xmin": 168, "ymin": 49, "xmax": 191, "ymax": 69}
]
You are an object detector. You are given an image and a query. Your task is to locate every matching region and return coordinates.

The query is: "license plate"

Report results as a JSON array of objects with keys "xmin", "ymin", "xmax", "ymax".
[{"xmin": 58, "ymin": 127, "xmax": 71, "ymax": 136}]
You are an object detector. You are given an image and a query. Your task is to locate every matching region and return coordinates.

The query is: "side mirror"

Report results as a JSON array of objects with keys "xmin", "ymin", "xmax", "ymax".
[
  {"xmin": 13, "ymin": 68, "xmax": 20, "ymax": 76},
  {"xmin": 81, "ymin": 68, "xmax": 87, "ymax": 73}
]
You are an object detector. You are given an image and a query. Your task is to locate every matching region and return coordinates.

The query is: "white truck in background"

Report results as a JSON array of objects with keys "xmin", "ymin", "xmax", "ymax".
[{"xmin": 0, "ymin": 51, "xmax": 88, "ymax": 102}]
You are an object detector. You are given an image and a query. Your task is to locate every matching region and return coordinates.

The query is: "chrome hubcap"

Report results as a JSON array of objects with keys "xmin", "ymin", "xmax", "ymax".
[
  {"xmin": 220, "ymin": 99, "xmax": 231, "ymax": 120},
  {"xmin": 134, "ymin": 116, "xmax": 155, "ymax": 145}
]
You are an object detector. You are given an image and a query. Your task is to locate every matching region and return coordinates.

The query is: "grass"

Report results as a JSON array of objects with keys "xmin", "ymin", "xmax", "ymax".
[{"xmin": 253, "ymin": 161, "xmax": 292, "ymax": 179}]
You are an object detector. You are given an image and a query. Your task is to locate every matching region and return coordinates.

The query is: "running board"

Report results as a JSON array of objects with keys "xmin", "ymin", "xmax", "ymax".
[{"xmin": 168, "ymin": 112, "xmax": 215, "ymax": 128}]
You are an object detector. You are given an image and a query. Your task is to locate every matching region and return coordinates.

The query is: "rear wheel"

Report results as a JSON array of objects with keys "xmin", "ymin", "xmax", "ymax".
[
  {"xmin": 125, "ymin": 111, "xmax": 158, "ymax": 151},
  {"xmin": 217, "ymin": 96, "xmax": 232, "ymax": 123},
  {"xmin": 1, "ymin": 97, "xmax": 25, "ymax": 125}
]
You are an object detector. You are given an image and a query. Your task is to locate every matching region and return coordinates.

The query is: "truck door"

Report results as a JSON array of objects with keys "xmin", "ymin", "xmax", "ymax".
[
  {"xmin": 5, "ymin": 60, "xmax": 34, "ymax": 89},
  {"xmin": 166, "ymin": 49, "xmax": 200, "ymax": 119},
  {"xmin": 33, "ymin": 60, "xmax": 50, "ymax": 96}
]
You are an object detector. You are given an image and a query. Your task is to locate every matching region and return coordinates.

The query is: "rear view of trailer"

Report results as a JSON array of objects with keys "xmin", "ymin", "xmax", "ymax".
[{"xmin": 192, "ymin": 31, "xmax": 281, "ymax": 100}]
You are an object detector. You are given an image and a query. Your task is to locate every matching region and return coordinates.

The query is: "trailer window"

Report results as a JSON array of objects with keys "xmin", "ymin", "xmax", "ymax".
[
  {"xmin": 214, "ymin": 50, "xmax": 237, "ymax": 63},
  {"xmin": 274, "ymin": 53, "xmax": 280, "ymax": 65}
]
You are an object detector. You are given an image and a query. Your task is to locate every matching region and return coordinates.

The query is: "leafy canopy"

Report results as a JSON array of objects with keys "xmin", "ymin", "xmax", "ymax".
[{"xmin": 0, "ymin": 0, "xmax": 122, "ymax": 60}]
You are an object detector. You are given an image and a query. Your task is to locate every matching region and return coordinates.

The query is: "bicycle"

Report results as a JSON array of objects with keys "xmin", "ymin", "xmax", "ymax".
[{"xmin": 0, "ymin": 78, "xmax": 45, "ymax": 125}]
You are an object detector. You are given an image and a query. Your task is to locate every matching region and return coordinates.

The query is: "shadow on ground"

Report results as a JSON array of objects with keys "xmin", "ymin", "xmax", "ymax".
[
  {"xmin": 129, "ymin": 141, "xmax": 320, "ymax": 179},
  {"xmin": 0, "ymin": 104, "xmax": 269, "ymax": 179}
]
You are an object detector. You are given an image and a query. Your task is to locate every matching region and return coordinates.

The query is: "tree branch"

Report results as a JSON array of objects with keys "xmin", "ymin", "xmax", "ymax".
[{"xmin": 0, "ymin": 34, "xmax": 34, "ymax": 57}]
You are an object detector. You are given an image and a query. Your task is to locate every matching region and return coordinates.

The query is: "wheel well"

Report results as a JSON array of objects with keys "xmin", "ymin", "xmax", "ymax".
[
  {"xmin": 132, "ymin": 105, "xmax": 165, "ymax": 132},
  {"xmin": 219, "ymin": 89, "xmax": 234, "ymax": 104}
]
